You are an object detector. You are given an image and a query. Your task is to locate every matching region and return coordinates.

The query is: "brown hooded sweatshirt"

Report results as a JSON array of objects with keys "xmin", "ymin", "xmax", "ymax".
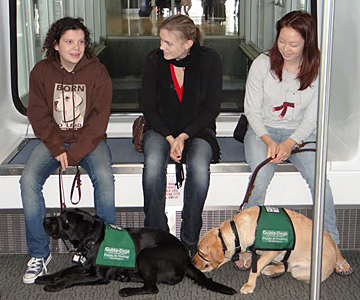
[{"xmin": 27, "ymin": 56, "xmax": 112, "ymax": 166}]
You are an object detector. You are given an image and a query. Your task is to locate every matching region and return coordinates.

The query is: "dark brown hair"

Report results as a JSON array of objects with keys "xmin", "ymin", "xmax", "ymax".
[
  {"xmin": 159, "ymin": 15, "xmax": 201, "ymax": 44},
  {"xmin": 269, "ymin": 10, "xmax": 320, "ymax": 90},
  {"xmin": 42, "ymin": 17, "xmax": 94, "ymax": 62}
]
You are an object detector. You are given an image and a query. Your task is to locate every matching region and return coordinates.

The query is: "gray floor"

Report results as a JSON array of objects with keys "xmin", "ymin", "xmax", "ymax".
[{"xmin": 0, "ymin": 251, "xmax": 358, "ymax": 300}]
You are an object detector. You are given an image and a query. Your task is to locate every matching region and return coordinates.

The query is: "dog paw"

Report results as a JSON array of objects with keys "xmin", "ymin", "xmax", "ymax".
[
  {"xmin": 116, "ymin": 274, "xmax": 130, "ymax": 282},
  {"xmin": 43, "ymin": 283, "xmax": 64, "ymax": 292},
  {"xmin": 35, "ymin": 275, "xmax": 53, "ymax": 285},
  {"xmin": 240, "ymin": 283, "xmax": 255, "ymax": 294},
  {"xmin": 119, "ymin": 288, "xmax": 134, "ymax": 297},
  {"xmin": 261, "ymin": 264, "xmax": 285, "ymax": 276},
  {"xmin": 119, "ymin": 287, "xmax": 158, "ymax": 297}
]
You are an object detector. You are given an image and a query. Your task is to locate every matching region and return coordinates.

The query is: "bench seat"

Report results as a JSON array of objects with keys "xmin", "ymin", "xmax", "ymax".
[{"xmin": 1, "ymin": 137, "xmax": 296, "ymax": 176}]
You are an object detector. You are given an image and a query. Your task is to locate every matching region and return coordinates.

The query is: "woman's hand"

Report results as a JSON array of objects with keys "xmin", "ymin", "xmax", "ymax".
[
  {"xmin": 166, "ymin": 135, "xmax": 179, "ymax": 162},
  {"xmin": 55, "ymin": 152, "xmax": 68, "ymax": 171},
  {"xmin": 274, "ymin": 138, "xmax": 296, "ymax": 163},
  {"xmin": 261, "ymin": 134, "xmax": 278, "ymax": 162},
  {"xmin": 169, "ymin": 133, "xmax": 189, "ymax": 163},
  {"xmin": 260, "ymin": 135, "xmax": 296, "ymax": 163}
]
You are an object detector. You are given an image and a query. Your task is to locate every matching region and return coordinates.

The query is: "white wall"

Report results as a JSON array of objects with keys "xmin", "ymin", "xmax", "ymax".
[
  {"xmin": 327, "ymin": 1, "xmax": 360, "ymax": 170},
  {"xmin": 317, "ymin": 0, "xmax": 360, "ymax": 169},
  {"xmin": 0, "ymin": 1, "xmax": 29, "ymax": 163}
]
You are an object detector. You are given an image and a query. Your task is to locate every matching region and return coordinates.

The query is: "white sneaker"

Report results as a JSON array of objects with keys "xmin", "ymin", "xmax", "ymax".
[{"xmin": 23, "ymin": 253, "xmax": 52, "ymax": 284}]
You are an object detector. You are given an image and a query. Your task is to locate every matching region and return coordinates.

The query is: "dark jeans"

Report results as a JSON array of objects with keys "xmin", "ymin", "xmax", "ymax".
[{"xmin": 142, "ymin": 130, "xmax": 213, "ymax": 246}]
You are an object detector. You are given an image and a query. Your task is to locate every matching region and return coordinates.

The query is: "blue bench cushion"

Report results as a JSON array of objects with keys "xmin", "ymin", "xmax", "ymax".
[{"xmin": 10, "ymin": 137, "xmax": 245, "ymax": 165}]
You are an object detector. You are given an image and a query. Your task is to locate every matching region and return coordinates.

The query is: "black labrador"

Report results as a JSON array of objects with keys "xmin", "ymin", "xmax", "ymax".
[{"xmin": 35, "ymin": 208, "xmax": 237, "ymax": 297}]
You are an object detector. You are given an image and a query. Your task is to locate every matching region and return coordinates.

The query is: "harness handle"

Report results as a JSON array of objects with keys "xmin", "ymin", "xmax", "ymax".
[{"xmin": 239, "ymin": 141, "xmax": 316, "ymax": 212}]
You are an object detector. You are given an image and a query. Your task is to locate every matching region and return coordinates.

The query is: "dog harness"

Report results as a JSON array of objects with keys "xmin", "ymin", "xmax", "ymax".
[
  {"xmin": 95, "ymin": 224, "xmax": 136, "ymax": 269},
  {"xmin": 249, "ymin": 206, "xmax": 295, "ymax": 275}
]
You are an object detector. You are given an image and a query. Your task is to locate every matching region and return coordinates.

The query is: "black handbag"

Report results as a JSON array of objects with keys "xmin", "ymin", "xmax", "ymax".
[
  {"xmin": 233, "ymin": 114, "xmax": 248, "ymax": 143},
  {"xmin": 132, "ymin": 116, "xmax": 146, "ymax": 152}
]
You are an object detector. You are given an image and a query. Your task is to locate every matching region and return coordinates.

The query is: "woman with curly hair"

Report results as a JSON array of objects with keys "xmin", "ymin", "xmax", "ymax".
[
  {"xmin": 21, "ymin": 17, "xmax": 115, "ymax": 284},
  {"xmin": 42, "ymin": 17, "xmax": 94, "ymax": 61}
]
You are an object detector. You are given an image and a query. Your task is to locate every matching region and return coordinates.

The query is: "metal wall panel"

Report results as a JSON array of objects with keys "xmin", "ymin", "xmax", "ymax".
[{"xmin": 1, "ymin": 208, "xmax": 359, "ymax": 254}]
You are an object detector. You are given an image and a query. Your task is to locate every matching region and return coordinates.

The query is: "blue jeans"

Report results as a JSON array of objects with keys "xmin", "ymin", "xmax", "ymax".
[
  {"xmin": 142, "ymin": 130, "xmax": 213, "ymax": 246},
  {"xmin": 20, "ymin": 140, "xmax": 115, "ymax": 258},
  {"xmin": 244, "ymin": 126, "xmax": 340, "ymax": 245}
]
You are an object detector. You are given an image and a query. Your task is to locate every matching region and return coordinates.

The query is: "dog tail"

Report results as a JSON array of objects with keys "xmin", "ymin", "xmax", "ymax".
[{"xmin": 186, "ymin": 264, "xmax": 237, "ymax": 295}]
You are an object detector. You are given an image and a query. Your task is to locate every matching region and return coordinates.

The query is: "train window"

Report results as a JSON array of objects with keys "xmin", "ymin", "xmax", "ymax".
[
  {"xmin": 244, "ymin": 0, "xmax": 310, "ymax": 55},
  {"xmin": 14, "ymin": 0, "xmax": 311, "ymax": 114}
]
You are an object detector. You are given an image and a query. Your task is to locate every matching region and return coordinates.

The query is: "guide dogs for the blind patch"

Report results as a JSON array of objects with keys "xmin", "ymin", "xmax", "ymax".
[
  {"xmin": 35, "ymin": 208, "xmax": 237, "ymax": 297},
  {"xmin": 193, "ymin": 206, "xmax": 339, "ymax": 294}
]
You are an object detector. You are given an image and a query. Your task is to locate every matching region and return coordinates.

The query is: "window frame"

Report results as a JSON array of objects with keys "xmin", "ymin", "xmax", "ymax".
[{"xmin": 9, "ymin": 0, "xmax": 27, "ymax": 115}]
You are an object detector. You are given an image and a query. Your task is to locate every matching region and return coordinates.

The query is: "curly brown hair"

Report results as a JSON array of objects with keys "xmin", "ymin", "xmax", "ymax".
[
  {"xmin": 268, "ymin": 11, "xmax": 320, "ymax": 91},
  {"xmin": 42, "ymin": 17, "xmax": 94, "ymax": 62}
]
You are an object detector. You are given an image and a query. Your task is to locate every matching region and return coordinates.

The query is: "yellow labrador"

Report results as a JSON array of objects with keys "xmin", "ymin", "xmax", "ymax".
[{"xmin": 193, "ymin": 206, "xmax": 339, "ymax": 294}]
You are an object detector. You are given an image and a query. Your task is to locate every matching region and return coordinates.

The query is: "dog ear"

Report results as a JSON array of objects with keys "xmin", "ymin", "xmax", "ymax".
[{"xmin": 74, "ymin": 208, "xmax": 93, "ymax": 220}]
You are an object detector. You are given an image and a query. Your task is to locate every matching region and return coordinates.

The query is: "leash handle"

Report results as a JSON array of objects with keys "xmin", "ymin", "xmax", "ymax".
[
  {"xmin": 59, "ymin": 168, "xmax": 66, "ymax": 212},
  {"xmin": 59, "ymin": 166, "xmax": 82, "ymax": 213},
  {"xmin": 70, "ymin": 166, "xmax": 82, "ymax": 205},
  {"xmin": 238, "ymin": 141, "xmax": 316, "ymax": 212}
]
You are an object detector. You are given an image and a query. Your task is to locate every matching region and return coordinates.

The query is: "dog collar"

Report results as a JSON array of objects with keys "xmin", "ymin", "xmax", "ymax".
[
  {"xmin": 217, "ymin": 220, "xmax": 241, "ymax": 262},
  {"xmin": 82, "ymin": 240, "xmax": 96, "ymax": 252},
  {"xmin": 197, "ymin": 251, "xmax": 210, "ymax": 263}
]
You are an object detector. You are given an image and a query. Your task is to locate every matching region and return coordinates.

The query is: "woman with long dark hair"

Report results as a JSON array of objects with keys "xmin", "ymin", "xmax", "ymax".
[{"xmin": 237, "ymin": 11, "xmax": 353, "ymax": 276}]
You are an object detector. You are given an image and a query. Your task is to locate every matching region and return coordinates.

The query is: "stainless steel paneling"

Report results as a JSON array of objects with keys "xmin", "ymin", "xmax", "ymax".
[{"xmin": 1, "ymin": 207, "xmax": 359, "ymax": 254}]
